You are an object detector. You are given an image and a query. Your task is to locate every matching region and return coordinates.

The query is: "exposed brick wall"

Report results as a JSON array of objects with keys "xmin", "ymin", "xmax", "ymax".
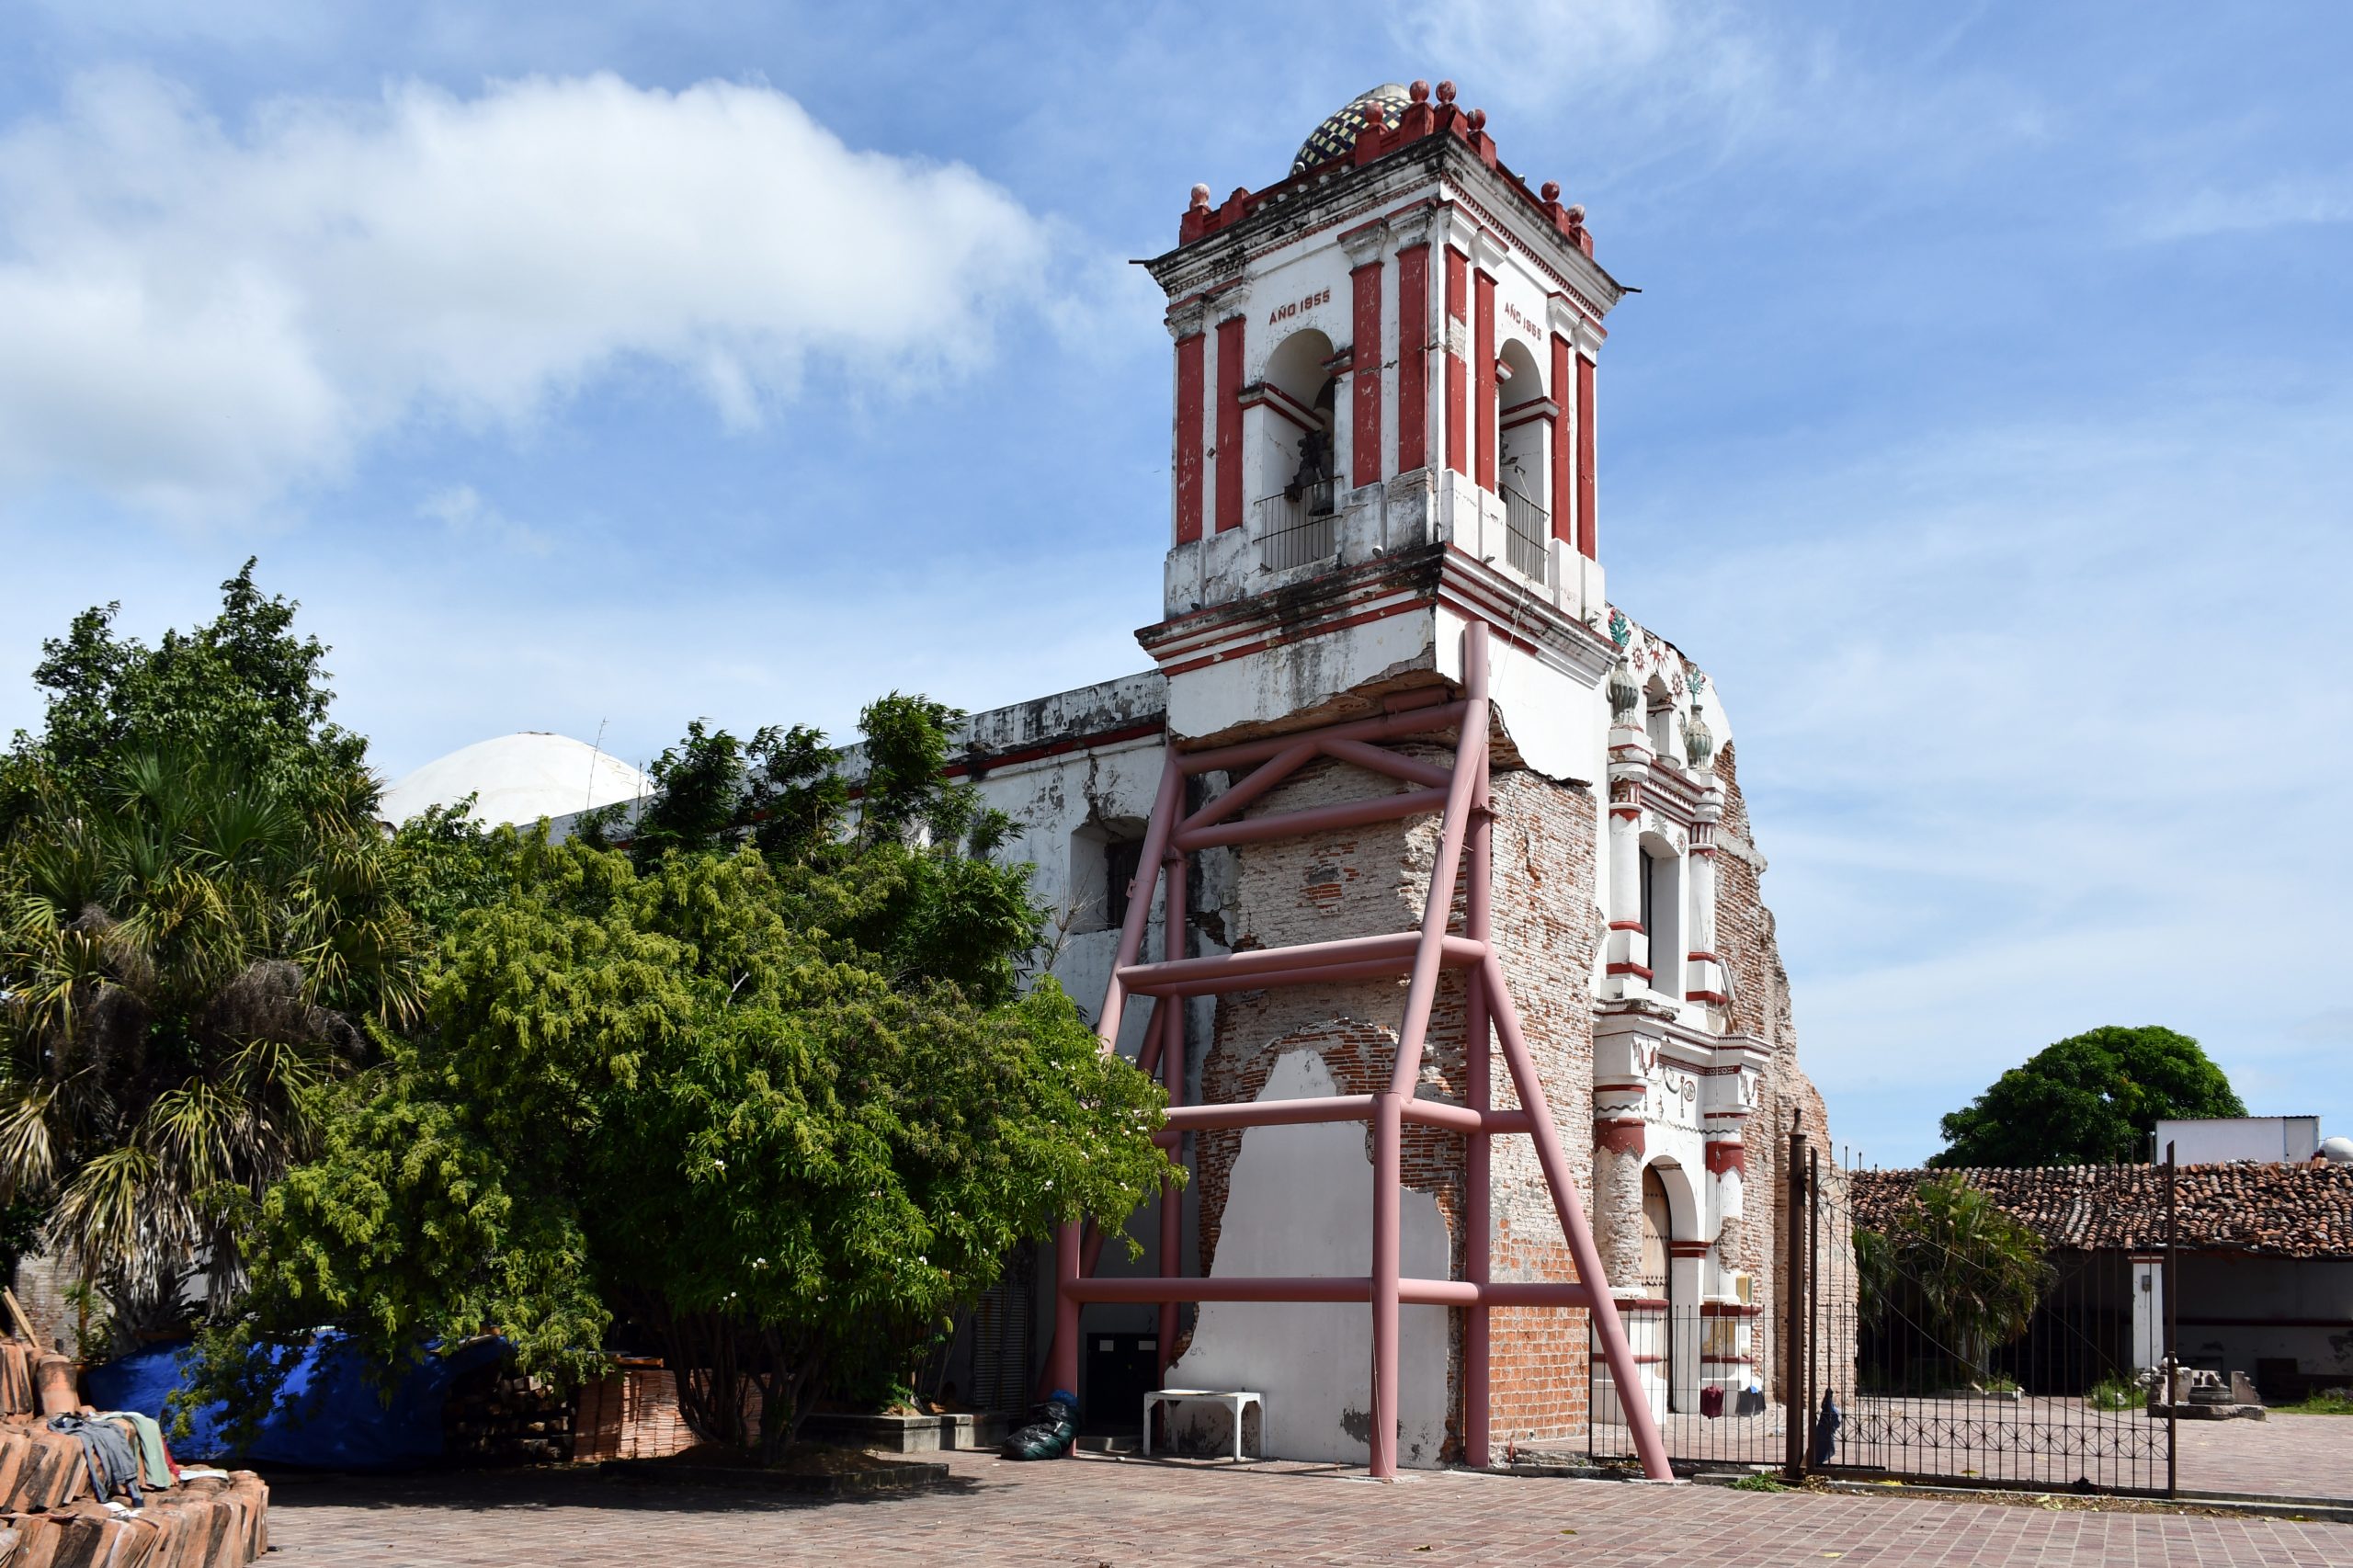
[
  {"xmin": 1199, "ymin": 748, "xmax": 1464, "ymax": 1282},
  {"xmin": 1488, "ymin": 1236, "xmax": 1588, "ymax": 1444},
  {"xmin": 1481, "ymin": 765, "xmax": 1602, "ymax": 1445},
  {"xmin": 1195, "ymin": 740, "xmax": 1603, "ymax": 1453},
  {"xmin": 9, "ymin": 1251, "xmax": 77, "ymax": 1356},
  {"xmin": 1706, "ymin": 741, "xmax": 1853, "ymax": 1403},
  {"xmin": 1711, "ymin": 743, "xmax": 1794, "ymax": 1056}
]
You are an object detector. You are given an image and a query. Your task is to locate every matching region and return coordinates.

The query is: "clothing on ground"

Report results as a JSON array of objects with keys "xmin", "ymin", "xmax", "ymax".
[
  {"xmin": 48, "ymin": 1412, "xmax": 143, "ymax": 1507},
  {"xmin": 95, "ymin": 1409, "xmax": 175, "ymax": 1489}
]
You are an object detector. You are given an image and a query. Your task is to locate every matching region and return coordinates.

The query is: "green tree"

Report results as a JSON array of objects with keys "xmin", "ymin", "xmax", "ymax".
[
  {"xmin": 0, "ymin": 564, "xmax": 431, "ymax": 1336},
  {"xmin": 1930, "ymin": 1025, "xmax": 2245, "ymax": 1169},
  {"xmin": 193, "ymin": 696, "xmax": 1172, "ymax": 1460},
  {"xmin": 1856, "ymin": 1174, "xmax": 2049, "ymax": 1386},
  {"xmin": 3, "ymin": 561, "xmax": 369, "ymax": 837},
  {"xmin": 578, "ymin": 696, "xmax": 1029, "ymax": 1004},
  {"xmin": 382, "ymin": 801, "xmax": 524, "ymax": 937},
  {"xmin": 0, "ymin": 751, "xmax": 424, "ymax": 1332}
]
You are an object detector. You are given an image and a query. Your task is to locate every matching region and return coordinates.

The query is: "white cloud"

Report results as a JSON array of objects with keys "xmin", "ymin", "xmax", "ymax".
[
  {"xmin": 417, "ymin": 483, "xmax": 551, "ymax": 557},
  {"xmin": 1394, "ymin": 0, "xmax": 1765, "ymax": 144},
  {"xmin": 0, "ymin": 69, "xmax": 1052, "ymax": 517},
  {"xmin": 2127, "ymin": 172, "xmax": 2353, "ymax": 243},
  {"xmin": 1389, "ymin": 0, "xmax": 2047, "ymax": 205},
  {"xmin": 1612, "ymin": 389, "xmax": 2353, "ymax": 1162}
]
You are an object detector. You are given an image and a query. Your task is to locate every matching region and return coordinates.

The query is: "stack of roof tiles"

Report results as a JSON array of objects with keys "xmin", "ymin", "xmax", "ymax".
[
  {"xmin": 1848, "ymin": 1162, "xmax": 2353, "ymax": 1257},
  {"xmin": 0, "ymin": 1340, "xmax": 270, "ymax": 1566}
]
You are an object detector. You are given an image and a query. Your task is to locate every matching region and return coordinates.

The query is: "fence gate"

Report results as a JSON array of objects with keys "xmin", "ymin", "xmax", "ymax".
[{"xmin": 1591, "ymin": 1132, "xmax": 2178, "ymax": 1495}]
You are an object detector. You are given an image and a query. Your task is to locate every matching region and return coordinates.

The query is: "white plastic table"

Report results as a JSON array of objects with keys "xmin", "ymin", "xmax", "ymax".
[{"xmin": 1142, "ymin": 1388, "xmax": 1267, "ymax": 1460}]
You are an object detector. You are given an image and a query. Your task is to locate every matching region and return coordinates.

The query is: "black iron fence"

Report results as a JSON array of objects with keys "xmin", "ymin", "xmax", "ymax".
[
  {"xmin": 1592, "ymin": 1134, "xmax": 2178, "ymax": 1494},
  {"xmin": 1585, "ymin": 1301, "xmax": 1784, "ymax": 1470}
]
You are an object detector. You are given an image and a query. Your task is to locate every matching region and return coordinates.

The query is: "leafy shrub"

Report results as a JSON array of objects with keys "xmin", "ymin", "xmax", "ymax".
[{"xmin": 2085, "ymin": 1375, "xmax": 2141, "ymax": 1410}]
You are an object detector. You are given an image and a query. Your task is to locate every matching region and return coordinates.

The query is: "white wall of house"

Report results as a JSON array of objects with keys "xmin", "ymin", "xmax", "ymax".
[
  {"xmin": 2154, "ymin": 1118, "xmax": 2322, "ymax": 1165},
  {"xmin": 2177, "ymin": 1253, "xmax": 2353, "ymax": 1385}
]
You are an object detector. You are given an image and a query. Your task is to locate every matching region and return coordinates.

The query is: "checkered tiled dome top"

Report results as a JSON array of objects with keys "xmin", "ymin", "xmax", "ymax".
[{"xmin": 1290, "ymin": 84, "xmax": 1413, "ymax": 175}]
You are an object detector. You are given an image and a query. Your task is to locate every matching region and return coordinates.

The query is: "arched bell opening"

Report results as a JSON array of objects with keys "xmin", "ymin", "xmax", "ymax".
[
  {"xmin": 1252, "ymin": 328, "xmax": 1342, "ymax": 568},
  {"xmin": 1495, "ymin": 338, "xmax": 1550, "ymax": 581}
]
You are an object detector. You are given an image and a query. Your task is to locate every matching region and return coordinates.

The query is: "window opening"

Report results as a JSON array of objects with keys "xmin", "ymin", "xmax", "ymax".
[
  {"xmin": 1643, "ymin": 847, "xmax": 1683, "ymax": 1002},
  {"xmin": 1104, "ymin": 837, "xmax": 1145, "ymax": 931},
  {"xmin": 1645, "ymin": 697, "xmax": 1673, "ymax": 757},
  {"xmin": 1639, "ymin": 843, "xmax": 1654, "ymax": 949}
]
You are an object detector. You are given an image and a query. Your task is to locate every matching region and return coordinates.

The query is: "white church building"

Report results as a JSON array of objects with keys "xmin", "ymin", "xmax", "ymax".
[{"xmin": 390, "ymin": 81, "xmax": 1840, "ymax": 1471}]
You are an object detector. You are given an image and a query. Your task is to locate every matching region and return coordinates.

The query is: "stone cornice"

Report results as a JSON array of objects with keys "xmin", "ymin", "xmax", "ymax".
[
  {"xmin": 1595, "ymin": 1003, "xmax": 1770, "ymax": 1072},
  {"xmin": 1338, "ymin": 219, "xmax": 1390, "ymax": 267},
  {"xmin": 1386, "ymin": 200, "xmax": 1439, "ymax": 250},
  {"xmin": 1145, "ymin": 137, "xmax": 1627, "ymax": 327}
]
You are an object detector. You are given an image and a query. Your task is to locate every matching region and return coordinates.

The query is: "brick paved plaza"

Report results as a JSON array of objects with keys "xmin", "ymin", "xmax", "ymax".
[{"xmin": 263, "ymin": 1447, "xmax": 2352, "ymax": 1568}]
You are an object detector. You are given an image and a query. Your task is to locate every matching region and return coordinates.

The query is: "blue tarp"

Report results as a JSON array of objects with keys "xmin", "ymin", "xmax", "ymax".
[{"xmin": 83, "ymin": 1335, "xmax": 506, "ymax": 1469}]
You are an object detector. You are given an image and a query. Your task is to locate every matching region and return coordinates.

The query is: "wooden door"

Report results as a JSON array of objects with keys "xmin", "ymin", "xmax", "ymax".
[{"xmin": 1642, "ymin": 1167, "xmax": 1674, "ymax": 1385}]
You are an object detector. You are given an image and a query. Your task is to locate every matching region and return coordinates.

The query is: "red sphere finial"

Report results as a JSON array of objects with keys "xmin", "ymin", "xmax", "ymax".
[
  {"xmin": 1565, "ymin": 203, "xmax": 1586, "ymax": 227},
  {"xmin": 1540, "ymin": 180, "xmax": 1561, "ymax": 203},
  {"xmin": 1409, "ymin": 79, "xmax": 1431, "ymax": 103},
  {"xmin": 1188, "ymin": 183, "xmax": 1211, "ymax": 210},
  {"xmin": 1436, "ymin": 80, "xmax": 1457, "ymax": 105},
  {"xmin": 1468, "ymin": 107, "xmax": 1487, "ymax": 132}
]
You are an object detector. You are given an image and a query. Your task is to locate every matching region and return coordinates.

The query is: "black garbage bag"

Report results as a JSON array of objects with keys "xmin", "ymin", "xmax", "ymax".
[
  {"xmin": 1001, "ymin": 1392, "xmax": 1079, "ymax": 1460},
  {"xmin": 1810, "ymin": 1390, "xmax": 1842, "ymax": 1468}
]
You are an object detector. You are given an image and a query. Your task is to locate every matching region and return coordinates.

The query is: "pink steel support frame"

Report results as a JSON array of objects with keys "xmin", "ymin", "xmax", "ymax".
[{"xmin": 1046, "ymin": 623, "xmax": 1673, "ymax": 1482}]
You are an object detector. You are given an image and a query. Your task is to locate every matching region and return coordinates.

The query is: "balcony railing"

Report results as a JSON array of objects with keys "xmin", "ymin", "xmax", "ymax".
[
  {"xmin": 1503, "ymin": 487, "xmax": 1549, "ymax": 584},
  {"xmin": 1258, "ymin": 479, "xmax": 1338, "ymax": 571}
]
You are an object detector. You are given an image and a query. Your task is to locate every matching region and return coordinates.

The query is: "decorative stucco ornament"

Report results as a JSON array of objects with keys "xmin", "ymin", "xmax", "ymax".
[
  {"xmin": 1683, "ymin": 703, "xmax": 1715, "ymax": 771},
  {"xmin": 1608, "ymin": 659, "xmax": 1641, "ymax": 726},
  {"xmin": 1607, "ymin": 608, "xmax": 1632, "ymax": 650}
]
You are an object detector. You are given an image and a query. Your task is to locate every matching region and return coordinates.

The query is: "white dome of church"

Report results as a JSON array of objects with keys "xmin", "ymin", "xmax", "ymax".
[{"xmin": 379, "ymin": 733, "xmax": 650, "ymax": 829}]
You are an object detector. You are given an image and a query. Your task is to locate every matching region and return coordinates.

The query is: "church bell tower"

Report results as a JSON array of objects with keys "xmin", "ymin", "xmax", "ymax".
[
  {"xmin": 1139, "ymin": 78, "xmax": 1628, "ymax": 775},
  {"xmin": 1031, "ymin": 79, "xmax": 1810, "ymax": 1484}
]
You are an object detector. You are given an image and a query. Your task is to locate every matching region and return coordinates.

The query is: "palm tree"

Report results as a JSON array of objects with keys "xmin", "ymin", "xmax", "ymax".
[
  {"xmin": 0, "ymin": 751, "xmax": 424, "ymax": 1336},
  {"xmin": 1906, "ymin": 1176, "xmax": 2047, "ymax": 1375},
  {"xmin": 1858, "ymin": 1175, "xmax": 2048, "ymax": 1387}
]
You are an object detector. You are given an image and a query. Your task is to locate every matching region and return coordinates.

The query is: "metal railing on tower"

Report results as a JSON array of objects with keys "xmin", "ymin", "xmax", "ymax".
[
  {"xmin": 1256, "ymin": 481, "xmax": 1338, "ymax": 570},
  {"xmin": 1503, "ymin": 487, "xmax": 1550, "ymax": 583}
]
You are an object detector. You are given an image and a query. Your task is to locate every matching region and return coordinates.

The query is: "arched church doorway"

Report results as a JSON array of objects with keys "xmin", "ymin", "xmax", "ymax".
[{"xmin": 1641, "ymin": 1166, "xmax": 1674, "ymax": 1389}]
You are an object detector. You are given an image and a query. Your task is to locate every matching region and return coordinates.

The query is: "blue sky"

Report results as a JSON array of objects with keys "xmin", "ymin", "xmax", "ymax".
[{"xmin": 1, "ymin": 1, "xmax": 2347, "ymax": 1165}]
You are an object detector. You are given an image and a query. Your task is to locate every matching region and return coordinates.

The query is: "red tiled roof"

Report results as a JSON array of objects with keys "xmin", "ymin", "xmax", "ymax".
[{"xmin": 1847, "ymin": 1163, "xmax": 2353, "ymax": 1259}]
